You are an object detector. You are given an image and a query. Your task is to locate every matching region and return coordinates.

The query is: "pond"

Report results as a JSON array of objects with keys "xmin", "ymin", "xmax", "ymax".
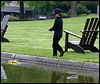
[{"xmin": 1, "ymin": 59, "xmax": 99, "ymax": 83}]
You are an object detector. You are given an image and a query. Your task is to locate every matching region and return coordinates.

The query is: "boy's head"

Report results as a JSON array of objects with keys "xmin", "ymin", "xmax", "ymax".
[{"xmin": 51, "ymin": 8, "xmax": 62, "ymax": 17}]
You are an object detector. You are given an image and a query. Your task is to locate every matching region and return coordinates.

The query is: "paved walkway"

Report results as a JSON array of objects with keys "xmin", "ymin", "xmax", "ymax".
[{"xmin": 1, "ymin": 52, "xmax": 99, "ymax": 71}]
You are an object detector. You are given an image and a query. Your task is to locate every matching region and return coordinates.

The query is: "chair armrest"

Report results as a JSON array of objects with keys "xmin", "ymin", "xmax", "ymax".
[
  {"xmin": 64, "ymin": 30, "xmax": 82, "ymax": 39},
  {"xmin": 80, "ymin": 30, "xmax": 99, "ymax": 32},
  {"xmin": 80, "ymin": 30, "xmax": 99, "ymax": 39}
]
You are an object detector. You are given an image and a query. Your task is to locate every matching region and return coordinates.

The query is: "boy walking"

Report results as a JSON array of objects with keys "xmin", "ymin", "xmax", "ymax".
[{"xmin": 48, "ymin": 8, "xmax": 65, "ymax": 57}]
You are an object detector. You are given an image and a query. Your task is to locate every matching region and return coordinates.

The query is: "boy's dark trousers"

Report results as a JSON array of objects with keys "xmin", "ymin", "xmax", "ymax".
[{"xmin": 52, "ymin": 36, "xmax": 63, "ymax": 56}]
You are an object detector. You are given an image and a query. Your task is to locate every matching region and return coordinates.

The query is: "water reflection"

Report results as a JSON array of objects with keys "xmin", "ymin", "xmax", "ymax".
[
  {"xmin": 1, "ymin": 65, "xmax": 7, "ymax": 82},
  {"xmin": 1, "ymin": 63, "xmax": 99, "ymax": 83},
  {"xmin": 51, "ymin": 71, "xmax": 98, "ymax": 83}
]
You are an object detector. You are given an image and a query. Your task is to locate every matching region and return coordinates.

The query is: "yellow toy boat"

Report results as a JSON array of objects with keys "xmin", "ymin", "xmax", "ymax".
[{"xmin": 8, "ymin": 60, "xmax": 19, "ymax": 65}]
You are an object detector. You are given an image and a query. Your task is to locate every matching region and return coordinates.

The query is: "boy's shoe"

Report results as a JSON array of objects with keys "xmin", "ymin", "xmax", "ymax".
[
  {"xmin": 53, "ymin": 55, "xmax": 57, "ymax": 56},
  {"xmin": 60, "ymin": 51, "xmax": 65, "ymax": 57},
  {"xmin": 53, "ymin": 54, "xmax": 57, "ymax": 56}
]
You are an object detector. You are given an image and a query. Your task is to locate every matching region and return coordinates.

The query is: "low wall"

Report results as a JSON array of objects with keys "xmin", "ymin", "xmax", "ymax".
[{"xmin": 1, "ymin": 52, "xmax": 99, "ymax": 71}]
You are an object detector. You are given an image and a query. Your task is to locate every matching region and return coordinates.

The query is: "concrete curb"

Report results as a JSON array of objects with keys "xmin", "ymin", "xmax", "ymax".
[{"xmin": 1, "ymin": 52, "xmax": 99, "ymax": 71}]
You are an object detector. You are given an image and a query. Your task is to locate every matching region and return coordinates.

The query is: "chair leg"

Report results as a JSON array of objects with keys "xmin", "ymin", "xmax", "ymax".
[
  {"xmin": 65, "ymin": 33, "xmax": 68, "ymax": 52},
  {"xmin": 90, "ymin": 46, "xmax": 99, "ymax": 52},
  {"xmin": 69, "ymin": 42, "xmax": 86, "ymax": 53},
  {"xmin": 1, "ymin": 37, "xmax": 9, "ymax": 42}
]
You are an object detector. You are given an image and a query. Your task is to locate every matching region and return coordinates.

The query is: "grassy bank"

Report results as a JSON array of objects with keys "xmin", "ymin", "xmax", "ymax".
[{"xmin": 1, "ymin": 14, "xmax": 99, "ymax": 63}]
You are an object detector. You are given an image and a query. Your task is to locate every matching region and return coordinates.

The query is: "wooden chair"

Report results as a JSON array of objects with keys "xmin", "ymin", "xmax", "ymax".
[
  {"xmin": 1, "ymin": 15, "xmax": 10, "ymax": 42},
  {"xmin": 64, "ymin": 18, "xmax": 99, "ymax": 53}
]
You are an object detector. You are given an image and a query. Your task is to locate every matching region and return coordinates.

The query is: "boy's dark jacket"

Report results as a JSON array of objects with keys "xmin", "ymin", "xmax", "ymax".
[{"xmin": 50, "ymin": 17, "xmax": 63, "ymax": 37}]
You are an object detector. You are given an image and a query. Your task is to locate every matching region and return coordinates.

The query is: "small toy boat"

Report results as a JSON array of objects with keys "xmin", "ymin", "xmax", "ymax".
[{"xmin": 8, "ymin": 60, "xmax": 19, "ymax": 65}]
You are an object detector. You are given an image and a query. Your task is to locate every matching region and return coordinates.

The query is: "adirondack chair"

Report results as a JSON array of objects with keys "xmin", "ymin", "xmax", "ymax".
[
  {"xmin": 1, "ymin": 15, "xmax": 10, "ymax": 42},
  {"xmin": 64, "ymin": 18, "xmax": 99, "ymax": 53}
]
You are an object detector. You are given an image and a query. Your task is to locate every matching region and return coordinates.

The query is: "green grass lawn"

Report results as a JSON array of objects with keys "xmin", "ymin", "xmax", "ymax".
[{"xmin": 1, "ymin": 14, "xmax": 99, "ymax": 63}]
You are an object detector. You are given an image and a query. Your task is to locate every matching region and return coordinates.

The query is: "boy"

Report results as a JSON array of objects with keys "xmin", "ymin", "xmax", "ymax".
[{"xmin": 48, "ymin": 8, "xmax": 65, "ymax": 57}]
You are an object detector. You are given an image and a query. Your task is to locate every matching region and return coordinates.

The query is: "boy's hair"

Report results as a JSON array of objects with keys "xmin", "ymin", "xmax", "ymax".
[{"xmin": 59, "ymin": 13, "xmax": 63, "ymax": 17}]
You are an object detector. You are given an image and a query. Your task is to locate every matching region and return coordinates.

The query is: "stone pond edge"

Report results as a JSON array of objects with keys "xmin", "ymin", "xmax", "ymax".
[{"xmin": 1, "ymin": 52, "xmax": 99, "ymax": 71}]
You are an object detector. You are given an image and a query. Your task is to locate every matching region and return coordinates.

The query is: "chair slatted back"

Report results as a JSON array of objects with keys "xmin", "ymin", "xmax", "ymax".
[
  {"xmin": 80, "ymin": 18, "xmax": 90, "ymax": 45},
  {"xmin": 80, "ymin": 18, "xmax": 99, "ymax": 46},
  {"xmin": 90, "ymin": 19, "xmax": 99, "ymax": 45},
  {"xmin": 1, "ymin": 15, "xmax": 10, "ymax": 38}
]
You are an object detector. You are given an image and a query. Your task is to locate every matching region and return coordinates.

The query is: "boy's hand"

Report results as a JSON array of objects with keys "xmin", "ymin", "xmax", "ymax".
[{"xmin": 48, "ymin": 28, "xmax": 50, "ymax": 31}]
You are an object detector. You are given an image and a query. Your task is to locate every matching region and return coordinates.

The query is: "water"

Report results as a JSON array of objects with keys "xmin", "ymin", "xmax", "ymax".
[{"xmin": 1, "ymin": 60, "xmax": 99, "ymax": 83}]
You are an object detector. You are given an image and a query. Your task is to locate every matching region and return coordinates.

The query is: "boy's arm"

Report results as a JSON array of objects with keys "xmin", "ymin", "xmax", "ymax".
[{"xmin": 50, "ymin": 19, "xmax": 57, "ymax": 31}]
